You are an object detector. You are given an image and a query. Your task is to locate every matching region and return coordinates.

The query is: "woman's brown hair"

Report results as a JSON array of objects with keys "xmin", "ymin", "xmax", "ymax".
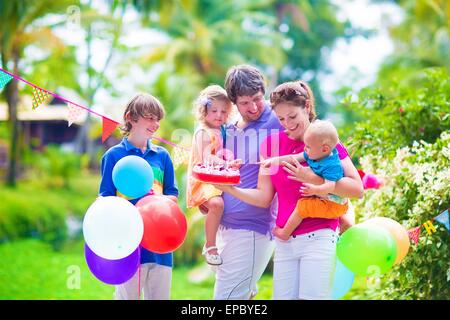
[{"xmin": 269, "ymin": 80, "xmax": 316, "ymax": 122}]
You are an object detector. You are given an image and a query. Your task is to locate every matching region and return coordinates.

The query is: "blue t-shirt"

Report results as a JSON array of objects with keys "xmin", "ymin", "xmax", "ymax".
[
  {"xmin": 303, "ymin": 148, "xmax": 344, "ymax": 182},
  {"xmin": 221, "ymin": 104, "xmax": 283, "ymax": 235},
  {"xmin": 99, "ymin": 138, "xmax": 179, "ymax": 267}
]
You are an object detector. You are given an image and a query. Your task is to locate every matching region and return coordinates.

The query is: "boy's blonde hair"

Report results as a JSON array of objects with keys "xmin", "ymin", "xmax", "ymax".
[
  {"xmin": 122, "ymin": 93, "xmax": 165, "ymax": 136},
  {"xmin": 305, "ymin": 119, "xmax": 339, "ymax": 149},
  {"xmin": 194, "ymin": 85, "xmax": 233, "ymax": 124}
]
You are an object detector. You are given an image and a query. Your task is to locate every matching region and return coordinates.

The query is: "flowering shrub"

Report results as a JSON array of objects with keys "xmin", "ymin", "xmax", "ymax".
[
  {"xmin": 353, "ymin": 131, "xmax": 449, "ymax": 299},
  {"xmin": 340, "ymin": 67, "xmax": 450, "ymax": 160}
]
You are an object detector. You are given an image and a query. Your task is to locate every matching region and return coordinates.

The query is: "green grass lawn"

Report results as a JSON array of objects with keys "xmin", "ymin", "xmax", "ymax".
[
  {"xmin": 0, "ymin": 238, "xmax": 367, "ymax": 300},
  {"xmin": 0, "ymin": 239, "xmax": 274, "ymax": 300}
]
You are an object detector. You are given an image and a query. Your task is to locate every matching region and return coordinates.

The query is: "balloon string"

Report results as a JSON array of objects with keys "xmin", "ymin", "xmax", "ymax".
[{"xmin": 138, "ymin": 263, "xmax": 141, "ymax": 300}]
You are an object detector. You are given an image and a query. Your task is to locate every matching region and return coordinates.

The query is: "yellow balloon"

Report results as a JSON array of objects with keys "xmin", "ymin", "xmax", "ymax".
[{"xmin": 363, "ymin": 217, "xmax": 410, "ymax": 265}]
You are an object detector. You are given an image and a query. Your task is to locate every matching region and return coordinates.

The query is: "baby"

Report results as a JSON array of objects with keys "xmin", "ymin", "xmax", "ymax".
[{"xmin": 262, "ymin": 119, "xmax": 349, "ymax": 240}]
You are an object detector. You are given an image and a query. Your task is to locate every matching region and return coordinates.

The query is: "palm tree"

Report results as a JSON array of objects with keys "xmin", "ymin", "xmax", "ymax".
[
  {"xmin": 139, "ymin": 0, "xmax": 286, "ymax": 86},
  {"xmin": 377, "ymin": 0, "xmax": 450, "ymax": 86},
  {"xmin": 72, "ymin": 0, "xmax": 127, "ymax": 160},
  {"xmin": 0, "ymin": 0, "xmax": 76, "ymax": 186}
]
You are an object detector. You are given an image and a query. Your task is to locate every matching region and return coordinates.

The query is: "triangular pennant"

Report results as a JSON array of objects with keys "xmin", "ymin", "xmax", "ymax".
[
  {"xmin": 32, "ymin": 87, "xmax": 49, "ymax": 110},
  {"xmin": 67, "ymin": 103, "xmax": 85, "ymax": 127},
  {"xmin": 423, "ymin": 220, "xmax": 437, "ymax": 235},
  {"xmin": 102, "ymin": 117, "xmax": 119, "ymax": 143},
  {"xmin": 172, "ymin": 146, "xmax": 191, "ymax": 169},
  {"xmin": 434, "ymin": 209, "xmax": 449, "ymax": 232},
  {"xmin": 408, "ymin": 226, "xmax": 421, "ymax": 245},
  {"xmin": 0, "ymin": 71, "xmax": 13, "ymax": 89}
]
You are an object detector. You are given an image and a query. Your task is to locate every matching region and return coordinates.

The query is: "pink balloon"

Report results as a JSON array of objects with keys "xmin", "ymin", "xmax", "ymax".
[{"xmin": 363, "ymin": 173, "xmax": 381, "ymax": 189}]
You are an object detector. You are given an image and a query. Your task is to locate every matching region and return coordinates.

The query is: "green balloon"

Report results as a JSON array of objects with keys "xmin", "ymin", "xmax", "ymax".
[{"xmin": 337, "ymin": 224, "xmax": 397, "ymax": 276}]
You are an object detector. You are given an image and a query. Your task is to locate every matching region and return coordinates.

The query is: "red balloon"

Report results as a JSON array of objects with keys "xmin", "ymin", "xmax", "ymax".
[{"xmin": 136, "ymin": 195, "xmax": 187, "ymax": 254}]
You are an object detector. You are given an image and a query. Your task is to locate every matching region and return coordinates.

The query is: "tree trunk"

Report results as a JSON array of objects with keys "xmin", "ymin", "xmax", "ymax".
[{"xmin": 5, "ymin": 51, "xmax": 20, "ymax": 186}]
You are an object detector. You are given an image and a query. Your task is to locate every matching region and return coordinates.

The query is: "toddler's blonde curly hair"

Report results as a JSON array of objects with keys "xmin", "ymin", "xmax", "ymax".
[{"xmin": 194, "ymin": 85, "xmax": 233, "ymax": 124}]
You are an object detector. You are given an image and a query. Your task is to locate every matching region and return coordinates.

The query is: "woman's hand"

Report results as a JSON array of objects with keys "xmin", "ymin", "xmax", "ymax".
[{"xmin": 282, "ymin": 157, "xmax": 317, "ymax": 183}]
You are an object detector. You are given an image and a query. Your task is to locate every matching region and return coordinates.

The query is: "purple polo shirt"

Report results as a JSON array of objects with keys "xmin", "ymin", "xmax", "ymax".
[{"xmin": 222, "ymin": 104, "xmax": 283, "ymax": 235}]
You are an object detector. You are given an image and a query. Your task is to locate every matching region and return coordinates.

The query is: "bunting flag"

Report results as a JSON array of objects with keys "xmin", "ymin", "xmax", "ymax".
[
  {"xmin": 0, "ymin": 67, "xmax": 195, "ymax": 153},
  {"xmin": 0, "ymin": 70, "xmax": 13, "ymax": 89},
  {"xmin": 172, "ymin": 146, "xmax": 190, "ymax": 169},
  {"xmin": 102, "ymin": 117, "xmax": 119, "ymax": 143},
  {"xmin": 32, "ymin": 87, "xmax": 49, "ymax": 110},
  {"xmin": 67, "ymin": 103, "xmax": 85, "ymax": 127},
  {"xmin": 434, "ymin": 209, "xmax": 449, "ymax": 232},
  {"xmin": 422, "ymin": 220, "xmax": 437, "ymax": 235},
  {"xmin": 408, "ymin": 226, "xmax": 421, "ymax": 245}
]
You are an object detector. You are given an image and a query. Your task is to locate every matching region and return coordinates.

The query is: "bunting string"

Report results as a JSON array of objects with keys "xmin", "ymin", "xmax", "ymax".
[
  {"xmin": 407, "ymin": 208, "xmax": 450, "ymax": 245},
  {"xmin": 0, "ymin": 67, "xmax": 102, "ymax": 117},
  {"xmin": 0, "ymin": 67, "xmax": 191, "ymax": 146}
]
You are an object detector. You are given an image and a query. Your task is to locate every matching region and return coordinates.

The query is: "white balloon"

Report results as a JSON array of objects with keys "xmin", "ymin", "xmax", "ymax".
[{"xmin": 83, "ymin": 196, "xmax": 143, "ymax": 260}]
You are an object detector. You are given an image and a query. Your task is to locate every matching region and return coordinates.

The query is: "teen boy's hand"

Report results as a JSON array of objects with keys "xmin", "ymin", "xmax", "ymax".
[{"xmin": 166, "ymin": 195, "xmax": 178, "ymax": 203}]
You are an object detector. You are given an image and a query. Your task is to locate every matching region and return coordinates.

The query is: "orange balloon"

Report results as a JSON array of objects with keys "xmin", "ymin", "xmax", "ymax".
[
  {"xmin": 363, "ymin": 217, "xmax": 410, "ymax": 265},
  {"xmin": 136, "ymin": 195, "xmax": 187, "ymax": 254}
]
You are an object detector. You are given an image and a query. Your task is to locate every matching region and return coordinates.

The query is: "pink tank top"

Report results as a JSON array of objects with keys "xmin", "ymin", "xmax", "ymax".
[{"xmin": 262, "ymin": 131, "xmax": 348, "ymax": 235}]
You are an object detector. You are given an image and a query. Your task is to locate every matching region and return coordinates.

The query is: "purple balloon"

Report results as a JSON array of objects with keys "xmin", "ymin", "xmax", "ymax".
[{"xmin": 85, "ymin": 243, "xmax": 140, "ymax": 285}]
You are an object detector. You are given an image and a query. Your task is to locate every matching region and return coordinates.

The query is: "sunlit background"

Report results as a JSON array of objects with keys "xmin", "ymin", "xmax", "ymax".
[{"xmin": 0, "ymin": 0, "xmax": 448, "ymax": 300}]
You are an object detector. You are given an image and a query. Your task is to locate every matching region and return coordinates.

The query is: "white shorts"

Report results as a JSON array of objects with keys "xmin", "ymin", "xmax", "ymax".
[
  {"xmin": 114, "ymin": 263, "xmax": 172, "ymax": 300},
  {"xmin": 213, "ymin": 225, "xmax": 275, "ymax": 300},
  {"xmin": 273, "ymin": 228, "xmax": 337, "ymax": 300}
]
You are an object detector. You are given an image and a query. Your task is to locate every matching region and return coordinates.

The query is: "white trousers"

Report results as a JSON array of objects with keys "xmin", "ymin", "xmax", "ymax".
[
  {"xmin": 273, "ymin": 228, "xmax": 337, "ymax": 300},
  {"xmin": 114, "ymin": 263, "xmax": 172, "ymax": 300},
  {"xmin": 213, "ymin": 225, "xmax": 275, "ymax": 300}
]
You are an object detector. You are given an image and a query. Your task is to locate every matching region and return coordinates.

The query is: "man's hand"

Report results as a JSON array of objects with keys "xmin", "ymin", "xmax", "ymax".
[{"xmin": 166, "ymin": 195, "xmax": 178, "ymax": 203}]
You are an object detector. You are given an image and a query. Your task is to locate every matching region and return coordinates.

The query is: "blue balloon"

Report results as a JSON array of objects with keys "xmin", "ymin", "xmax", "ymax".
[
  {"xmin": 112, "ymin": 155, "xmax": 154, "ymax": 199},
  {"xmin": 331, "ymin": 258, "xmax": 355, "ymax": 300}
]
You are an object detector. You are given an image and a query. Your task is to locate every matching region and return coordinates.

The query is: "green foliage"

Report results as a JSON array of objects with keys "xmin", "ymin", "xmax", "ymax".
[
  {"xmin": 0, "ymin": 172, "xmax": 99, "ymax": 247},
  {"xmin": 0, "ymin": 186, "xmax": 68, "ymax": 245},
  {"xmin": 376, "ymin": 0, "xmax": 449, "ymax": 86},
  {"xmin": 25, "ymin": 144, "xmax": 82, "ymax": 189},
  {"xmin": 354, "ymin": 131, "xmax": 450, "ymax": 299},
  {"xmin": 0, "ymin": 239, "xmax": 115, "ymax": 299},
  {"xmin": 0, "ymin": 122, "xmax": 8, "ymax": 139},
  {"xmin": 338, "ymin": 68, "xmax": 450, "ymax": 161},
  {"xmin": 174, "ymin": 209, "xmax": 207, "ymax": 266},
  {"xmin": 275, "ymin": 0, "xmax": 353, "ymax": 115}
]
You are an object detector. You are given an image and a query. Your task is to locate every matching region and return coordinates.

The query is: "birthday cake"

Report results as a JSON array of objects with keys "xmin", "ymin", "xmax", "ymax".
[{"xmin": 192, "ymin": 164, "xmax": 240, "ymax": 185}]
